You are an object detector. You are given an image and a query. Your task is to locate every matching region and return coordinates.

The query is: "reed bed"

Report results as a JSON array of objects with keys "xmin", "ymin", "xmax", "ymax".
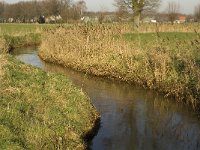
[{"xmin": 39, "ymin": 23, "xmax": 200, "ymax": 110}]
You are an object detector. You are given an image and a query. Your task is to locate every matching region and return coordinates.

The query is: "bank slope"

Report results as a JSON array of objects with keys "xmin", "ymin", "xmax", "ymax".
[
  {"xmin": 0, "ymin": 54, "xmax": 99, "ymax": 149},
  {"xmin": 39, "ymin": 25, "xmax": 200, "ymax": 110}
]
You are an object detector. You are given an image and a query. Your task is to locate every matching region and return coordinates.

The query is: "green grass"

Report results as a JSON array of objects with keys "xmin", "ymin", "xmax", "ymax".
[
  {"xmin": 0, "ymin": 55, "xmax": 99, "ymax": 149},
  {"xmin": 3, "ymin": 33, "xmax": 41, "ymax": 49},
  {"xmin": 123, "ymin": 32, "xmax": 196, "ymax": 41},
  {"xmin": 0, "ymin": 23, "xmax": 39, "ymax": 34},
  {"xmin": 122, "ymin": 32, "xmax": 197, "ymax": 49},
  {"xmin": 0, "ymin": 23, "xmax": 55, "ymax": 34}
]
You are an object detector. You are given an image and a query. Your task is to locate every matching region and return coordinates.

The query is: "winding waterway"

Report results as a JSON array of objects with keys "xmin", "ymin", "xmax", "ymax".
[{"xmin": 12, "ymin": 47, "xmax": 200, "ymax": 150}]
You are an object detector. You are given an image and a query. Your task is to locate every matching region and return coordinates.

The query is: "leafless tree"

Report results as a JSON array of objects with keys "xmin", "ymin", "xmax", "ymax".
[
  {"xmin": 194, "ymin": 4, "xmax": 200, "ymax": 22},
  {"xmin": 114, "ymin": 0, "xmax": 160, "ymax": 29},
  {"xmin": 167, "ymin": 2, "xmax": 180, "ymax": 24},
  {"xmin": 114, "ymin": 0, "xmax": 129, "ymax": 21},
  {"xmin": 0, "ymin": 0, "xmax": 86, "ymax": 23},
  {"xmin": 76, "ymin": 0, "xmax": 87, "ymax": 17},
  {"xmin": 97, "ymin": 6, "xmax": 108, "ymax": 24},
  {"xmin": 0, "ymin": 1, "xmax": 5, "ymax": 19}
]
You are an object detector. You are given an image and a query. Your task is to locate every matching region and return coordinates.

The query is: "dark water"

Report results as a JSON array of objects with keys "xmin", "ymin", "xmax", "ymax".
[{"xmin": 12, "ymin": 47, "xmax": 200, "ymax": 150}]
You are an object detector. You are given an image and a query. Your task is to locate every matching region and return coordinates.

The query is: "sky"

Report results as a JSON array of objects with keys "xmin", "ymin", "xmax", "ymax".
[{"xmin": 5, "ymin": 0, "xmax": 200, "ymax": 14}]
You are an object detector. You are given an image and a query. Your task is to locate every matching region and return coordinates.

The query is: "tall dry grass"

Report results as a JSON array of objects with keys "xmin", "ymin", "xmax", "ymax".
[
  {"xmin": 0, "ymin": 36, "xmax": 8, "ymax": 53},
  {"xmin": 39, "ymin": 23, "xmax": 200, "ymax": 110},
  {"xmin": 0, "ymin": 54, "xmax": 7, "ymax": 79}
]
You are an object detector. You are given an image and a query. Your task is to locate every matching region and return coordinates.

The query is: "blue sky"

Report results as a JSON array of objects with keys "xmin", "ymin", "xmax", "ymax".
[{"xmin": 5, "ymin": 0, "xmax": 200, "ymax": 14}]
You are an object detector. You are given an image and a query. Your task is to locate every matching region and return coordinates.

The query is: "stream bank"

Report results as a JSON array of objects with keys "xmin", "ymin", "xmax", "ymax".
[
  {"xmin": 39, "ymin": 25, "xmax": 200, "ymax": 111},
  {"xmin": 13, "ymin": 47, "xmax": 200, "ymax": 150},
  {"xmin": 0, "ymin": 52, "xmax": 99, "ymax": 149}
]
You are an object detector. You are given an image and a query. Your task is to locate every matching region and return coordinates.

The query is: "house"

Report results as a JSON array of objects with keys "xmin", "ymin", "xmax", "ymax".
[
  {"xmin": 81, "ymin": 16, "xmax": 98, "ymax": 24},
  {"xmin": 179, "ymin": 16, "xmax": 186, "ymax": 23},
  {"xmin": 142, "ymin": 17, "xmax": 157, "ymax": 23}
]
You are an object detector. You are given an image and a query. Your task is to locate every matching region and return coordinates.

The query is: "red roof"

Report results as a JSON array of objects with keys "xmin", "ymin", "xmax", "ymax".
[{"xmin": 179, "ymin": 16, "xmax": 186, "ymax": 21}]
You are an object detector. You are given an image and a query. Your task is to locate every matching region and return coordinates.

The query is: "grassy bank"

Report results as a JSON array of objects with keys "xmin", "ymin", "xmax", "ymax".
[
  {"xmin": 0, "ymin": 33, "xmax": 41, "ymax": 53},
  {"xmin": 39, "ymin": 24, "xmax": 200, "ymax": 110},
  {"xmin": 3, "ymin": 33, "xmax": 41, "ymax": 50},
  {"xmin": 0, "ymin": 54, "xmax": 99, "ymax": 149},
  {"xmin": 0, "ymin": 23, "xmax": 58, "ymax": 52}
]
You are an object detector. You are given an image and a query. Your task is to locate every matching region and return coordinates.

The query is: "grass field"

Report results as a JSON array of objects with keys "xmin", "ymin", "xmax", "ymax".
[
  {"xmin": 123, "ymin": 32, "xmax": 197, "ymax": 43},
  {"xmin": 121, "ymin": 32, "xmax": 198, "ymax": 49},
  {"xmin": 0, "ymin": 54, "xmax": 99, "ymax": 149},
  {"xmin": 0, "ymin": 23, "xmax": 53, "ymax": 34}
]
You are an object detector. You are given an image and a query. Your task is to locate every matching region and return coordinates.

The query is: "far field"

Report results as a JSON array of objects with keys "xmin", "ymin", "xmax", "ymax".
[{"xmin": 0, "ymin": 23, "xmax": 50, "ymax": 34}]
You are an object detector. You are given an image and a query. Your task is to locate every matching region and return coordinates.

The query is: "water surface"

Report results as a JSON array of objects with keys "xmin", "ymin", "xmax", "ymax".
[{"xmin": 12, "ymin": 47, "xmax": 200, "ymax": 150}]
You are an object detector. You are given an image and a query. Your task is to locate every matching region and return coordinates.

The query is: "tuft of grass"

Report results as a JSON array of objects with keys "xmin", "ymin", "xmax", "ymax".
[
  {"xmin": 39, "ymin": 24, "xmax": 200, "ymax": 110},
  {"xmin": 0, "ymin": 54, "xmax": 99, "ymax": 149},
  {"xmin": 0, "ymin": 23, "xmax": 60, "ymax": 51},
  {"xmin": 3, "ymin": 33, "xmax": 41, "ymax": 50},
  {"xmin": 0, "ymin": 36, "xmax": 8, "ymax": 54}
]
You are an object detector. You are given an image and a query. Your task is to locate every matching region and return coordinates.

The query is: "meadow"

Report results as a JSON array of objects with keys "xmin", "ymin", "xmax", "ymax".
[{"xmin": 39, "ymin": 23, "xmax": 200, "ymax": 110}]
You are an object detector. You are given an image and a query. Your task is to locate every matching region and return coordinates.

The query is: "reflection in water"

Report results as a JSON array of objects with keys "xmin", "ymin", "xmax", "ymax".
[{"xmin": 13, "ymin": 47, "xmax": 200, "ymax": 150}]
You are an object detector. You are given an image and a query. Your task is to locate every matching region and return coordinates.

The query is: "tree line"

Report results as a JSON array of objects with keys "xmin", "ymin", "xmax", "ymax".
[
  {"xmin": 0, "ymin": 0, "xmax": 87, "ymax": 23},
  {"xmin": 114, "ymin": 0, "xmax": 200, "ymax": 27},
  {"xmin": 1, "ymin": 0, "xmax": 200, "ymax": 25}
]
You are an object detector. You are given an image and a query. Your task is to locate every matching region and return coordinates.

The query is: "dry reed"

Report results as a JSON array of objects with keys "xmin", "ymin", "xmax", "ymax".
[{"xmin": 39, "ymin": 23, "xmax": 200, "ymax": 110}]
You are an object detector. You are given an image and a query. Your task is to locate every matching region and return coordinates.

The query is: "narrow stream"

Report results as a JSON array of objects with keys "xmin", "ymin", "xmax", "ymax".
[{"xmin": 12, "ymin": 47, "xmax": 200, "ymax": 150}]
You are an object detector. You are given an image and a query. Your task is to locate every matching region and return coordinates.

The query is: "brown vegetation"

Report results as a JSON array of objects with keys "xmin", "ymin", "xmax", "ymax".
[
  {"xmin": 0, "ymin": 55, "xmax": 7, "ymax": 78},
  {"xmin": 39, "ymin": 23, "xmax": 200, "ymax": 110}
]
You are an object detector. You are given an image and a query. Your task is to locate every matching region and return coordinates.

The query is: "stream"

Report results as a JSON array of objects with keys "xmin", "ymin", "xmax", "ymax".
[{"xmin": 12, "ymin": 47, "xmax": 200, "ymax": 150}]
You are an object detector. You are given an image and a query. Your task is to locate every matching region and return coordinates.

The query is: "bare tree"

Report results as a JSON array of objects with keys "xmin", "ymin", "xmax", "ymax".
[
  {"xmin": 0, "ymin": 1, "xmax": 5, "ymax": 19},
  {"xmin": 43, "ymin": 0, "xmax": 61, "ymax": 16},
  {"xmin": 0, "ymin": 0, "xmax": 84, "ymax": 23},
  {"xmin": 167, "ymin": 2, "xmax": 179, "ymax": 24},
  {"xmin": 114, "ymin": 0, "xmax": 160, "ymax": 29},
  {"xmin": 98, "ymin": 6, "xmax": 108, "ymax": 24},
  {"xmin": 76, "ymin": 0, "xmax": 87, "ymax": 17},
  {"xmin": 114, "ymin": 0, "xmax": 129, "ymax": 21},
  {"xmin": 194, "ymin": 4, "xmax": 200, "ymax": 22},
  {"xmin": 59, "ymin": 0, "xmax": 72, "ymax": 21}
]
